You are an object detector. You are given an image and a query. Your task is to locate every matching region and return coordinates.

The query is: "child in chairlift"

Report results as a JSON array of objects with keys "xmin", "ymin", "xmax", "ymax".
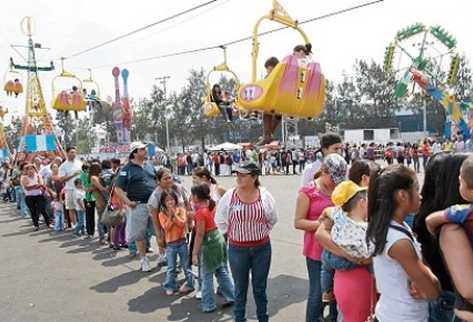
[
  {"xmin": 211, "ymin": 84, "xmax": 233, "ymax": 123},
  {"xmin": 258, "ymin": 44, "xmax": 312, "ymax": 146}
]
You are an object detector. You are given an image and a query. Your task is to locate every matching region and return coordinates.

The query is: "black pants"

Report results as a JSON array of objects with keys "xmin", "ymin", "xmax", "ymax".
[
  {"xmin": 25, "ymin": 195, "xmax": 50, "ymax": 228},
  {"xmin": 85, "ymin": 200, "xmax": 96, "ymax": 236}
]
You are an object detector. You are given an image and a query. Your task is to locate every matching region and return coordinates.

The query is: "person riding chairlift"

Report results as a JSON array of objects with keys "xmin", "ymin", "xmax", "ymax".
[
  {"xmin": 211, "ymin": 84, "xmax": 233, "ymax": 123},
  {"xmin": 258, "ymin": 44, "xmax": 312, "ymax": 146}
]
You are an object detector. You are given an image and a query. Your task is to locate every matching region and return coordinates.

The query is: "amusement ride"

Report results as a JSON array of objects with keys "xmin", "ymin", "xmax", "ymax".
[
  {"xmin": 384, "ymin": 23, "xmax": 470, "ymax": 140},
  {"xmin": 3, "ymin": 0, "xmax": 446, "ymax": 160}
]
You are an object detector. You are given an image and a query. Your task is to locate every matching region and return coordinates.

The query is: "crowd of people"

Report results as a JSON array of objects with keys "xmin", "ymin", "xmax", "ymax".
[{"xmin": 2, "ymin": 133, "xmax": 473, "ymax": 322}]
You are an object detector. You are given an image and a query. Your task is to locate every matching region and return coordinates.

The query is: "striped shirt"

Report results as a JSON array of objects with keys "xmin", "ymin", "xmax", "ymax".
[{"xmin": 227, "ymin": 190, "xmax": 271, "ymax": 247}]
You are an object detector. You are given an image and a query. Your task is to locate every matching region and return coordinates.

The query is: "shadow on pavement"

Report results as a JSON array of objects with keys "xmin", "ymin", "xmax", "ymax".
[
  {"xmin": 2, "ymin": 229, "xmax": 36, "ymax": 237},
  {"xmin": 0, "ymin": 217, "xmax": 24, "ymax": 223},
  {"xmin": 125, "ymin": 273, "xmax": 306, "ymax": 321},
  {"xmin": 90, "ymin": 269, "xmax": 154, "ymax": 293}
]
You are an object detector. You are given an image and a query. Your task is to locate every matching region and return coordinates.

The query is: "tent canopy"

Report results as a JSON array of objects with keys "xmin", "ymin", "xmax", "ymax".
[{"xmin": 209, "ymin": 142, "xmax": 242, "ymax": 151}]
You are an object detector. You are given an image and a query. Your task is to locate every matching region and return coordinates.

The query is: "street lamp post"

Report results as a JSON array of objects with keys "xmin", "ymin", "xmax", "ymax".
[{"xmin": 155, "ymin": 76, "xmax": 171, "ymax": 152}]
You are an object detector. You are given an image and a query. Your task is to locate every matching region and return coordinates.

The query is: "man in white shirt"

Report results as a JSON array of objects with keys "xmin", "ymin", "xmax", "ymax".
[
  {"xmin": 59, "ymin": 147, "xmax": 83, "ymax": 226},
  {"xmin": 431, "ymin": 140, "xmax": 441, "ymax": 155},
  {"xmin": 300, "ymin": 133, "xmax": 343, "ymax": 187}
]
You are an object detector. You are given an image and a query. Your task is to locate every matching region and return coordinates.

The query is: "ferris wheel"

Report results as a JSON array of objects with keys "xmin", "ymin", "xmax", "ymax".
[
  {"xmin": 384, "ymin": 23, "xmax": 459, "ymax": 97},
  {"xmin": 383, "ymin": 23, "xmax": 468, "ymax": 138}
]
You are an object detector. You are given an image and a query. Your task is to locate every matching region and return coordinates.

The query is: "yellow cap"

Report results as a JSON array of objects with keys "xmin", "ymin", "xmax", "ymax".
[{"xmin": 331, "ymin": 180, "xmax": 367, "ymax": 207}]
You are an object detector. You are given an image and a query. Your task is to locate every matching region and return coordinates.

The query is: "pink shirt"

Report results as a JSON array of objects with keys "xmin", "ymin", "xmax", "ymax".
[{"xmin": 299, "ymin": 182, "xmax": 333, "ymax": 261}]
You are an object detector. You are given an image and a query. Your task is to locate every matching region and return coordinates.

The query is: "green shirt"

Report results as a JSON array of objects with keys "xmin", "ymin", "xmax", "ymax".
[{"xmin": 80, "ymin": 171, "xmax": 94, "ymax": 201}]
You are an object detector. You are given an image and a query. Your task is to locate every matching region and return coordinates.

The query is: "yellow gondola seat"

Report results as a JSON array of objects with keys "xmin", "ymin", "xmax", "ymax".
[
  {"xmin": 203, "ymin": 93, "xmax": 221, "ymax": 118},
  {"xmin": 53, "ymin": 90, "xmax": 86, "ymax": 112},
  {"xmin": 4, "ymin": 80, "xmax": 14, "ymax": 96},
  {"xmin": 238, "ymin": 53, "xmax": 325, "ymax": 118},
  {"xmin": 13, "ymin": 79, "xmax": 23, "ymax": 96}
]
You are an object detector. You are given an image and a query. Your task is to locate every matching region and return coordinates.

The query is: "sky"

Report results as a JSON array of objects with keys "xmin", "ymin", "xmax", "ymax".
[{"xmin": 0, "ymin": 0, "xmax": 472, "ymax": 125}]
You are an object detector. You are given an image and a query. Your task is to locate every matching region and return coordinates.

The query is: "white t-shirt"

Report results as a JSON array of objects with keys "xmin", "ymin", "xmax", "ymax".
[
  {"xmin": 59, "ymin": 159, "xmax": 82, "ymax": 190},
  {"xmin": 373, "ymin": 221, "xmax": 429, "ymax": 322},
  {"xmin": 39, "ymin": 165, "xmax": 52, "ymax": 183},
  {"xmin": 432, "ymin": 142, "xmax": 441, "ymax": 154},
  {"xmin": 73, "ymin": 188, "xmax": 85, "ymax": 211},
  {"xmin": 300, "ymin": 160, "xmax": 321, "ymax": 187}
]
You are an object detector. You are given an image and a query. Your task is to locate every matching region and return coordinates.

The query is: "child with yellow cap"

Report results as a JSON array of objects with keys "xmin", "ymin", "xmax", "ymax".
[{"xmin": 316, "ymin": 180, "xmax": 374, "ymax": 312}]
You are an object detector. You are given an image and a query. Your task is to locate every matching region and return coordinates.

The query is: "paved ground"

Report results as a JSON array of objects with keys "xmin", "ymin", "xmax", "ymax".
[{"xmin": 0, "ymin": 174, "xmax": 313, "ymax": 322}]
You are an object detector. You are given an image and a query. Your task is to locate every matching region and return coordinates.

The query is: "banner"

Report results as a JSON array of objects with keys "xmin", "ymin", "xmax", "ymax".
[{"xmin": 19, "ymin": 134, "xmax": 57, "ymax": 153}]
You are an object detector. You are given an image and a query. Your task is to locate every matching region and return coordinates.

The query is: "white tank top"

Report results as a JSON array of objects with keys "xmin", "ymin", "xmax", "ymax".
[
  {"xmin": 210, "ymin": 184, "xmax": 221, "ymax": 203},
  {"xmin": 373, "ymin": 221, "xmax": 428, "ymax": 322},
  {"xmin": 23, "ymin": 175, "xmax": 43, "ymax": 196}
]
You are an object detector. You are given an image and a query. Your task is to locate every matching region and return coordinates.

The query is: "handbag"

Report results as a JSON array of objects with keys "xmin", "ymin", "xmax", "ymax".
[{"xmin": 100, "ymin": 185, "xmax": 125, "ymax": 226}]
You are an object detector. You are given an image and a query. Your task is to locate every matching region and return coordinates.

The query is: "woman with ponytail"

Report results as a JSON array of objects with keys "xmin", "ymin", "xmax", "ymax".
[
  {"xmin": 191, "ymin": 183, "xmax": 235, "ymax": 313},
  {"xmin": 192, "ymin": 166, "xmax": 226, "ymax": 203},
  {"xmin": 366, "ymin": 164, "xmax": 440, "ymax": 321}
]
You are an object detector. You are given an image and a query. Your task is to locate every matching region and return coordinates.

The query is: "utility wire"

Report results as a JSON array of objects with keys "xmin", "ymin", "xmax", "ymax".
[
  {"xmin": 88, "ymin": 0, "xmax": 384, "ymax": 70},
  {"xmin": 64, "ymin": 0, "xmax": 219, "ymax": 60}
]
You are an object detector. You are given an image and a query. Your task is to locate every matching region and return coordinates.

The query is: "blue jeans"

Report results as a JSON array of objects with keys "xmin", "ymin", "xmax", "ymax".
[
  {"xmin": 429, "ymin": 290, "xmax": 462, "ymax": 322},
  {"xmin": 306, "ymin": 257, "xmax": 337, "ymax": 322},
  {"xmin": 15, "ymin": 186, "xmax": 29, "ymax": 217},
  {"xmin": 321, "ymin": 250, "xmax": 358, "ymax": 293},
  {"xmin": 228, "ymin": 242, "xmax": 271, "ymax": 322},
  {"xmin": 54, "ymin": 211, "xmax": 64, "ymax": 231},
  {"xmin": 164, "ymin": 239, "xmax": 193, "ymax": 292},
  {"xmin": 201, "ymin": 262, "xmax": 235, "ymax": 312},
  {"xmin": 74, "ymin": 210, "xmax": 85, "ymax": 235}
]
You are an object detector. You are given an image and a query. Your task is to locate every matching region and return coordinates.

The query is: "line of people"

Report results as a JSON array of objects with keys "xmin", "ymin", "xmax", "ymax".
[
  {"xmin": 296, "ymin": 133, "xmax": 473, "ymax": 322},
  {"xmin": 5, "ymin": 133, "xmax": 473, "ymax": 322}
]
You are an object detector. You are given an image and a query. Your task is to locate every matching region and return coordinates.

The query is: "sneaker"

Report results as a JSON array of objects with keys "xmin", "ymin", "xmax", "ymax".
[
  {"xmin": 165, "ymin": 289, "xmax": 175, "ymax": 296},
  {"xmin": 195, "ymin": 291, "xmax": 202, "ymax": 300},
  {"xmin": 140, "ymin": 257, "xmax": 151, "ymax": 272}
]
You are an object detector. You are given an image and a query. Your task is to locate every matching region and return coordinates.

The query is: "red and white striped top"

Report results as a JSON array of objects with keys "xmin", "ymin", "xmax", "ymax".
[{"xmin": 227, "ymin": 190, "xmax": 271, "ymax": 247}]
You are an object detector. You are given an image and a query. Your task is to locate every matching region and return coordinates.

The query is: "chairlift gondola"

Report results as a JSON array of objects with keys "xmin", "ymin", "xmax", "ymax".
[
  {"xmin": 3, "ymin": 62, "xmax": 23, "ymax": 97},
  {"xmin": 51, "ymin": 58, "xmax": 86, "ymax": 116},
  {"xmin": 203, "ymin": 46, "xmax": 242, "ymax": 121},
  {"xmin": 237, "ymin": 0, "xmax": 325, "ymax": 119}
]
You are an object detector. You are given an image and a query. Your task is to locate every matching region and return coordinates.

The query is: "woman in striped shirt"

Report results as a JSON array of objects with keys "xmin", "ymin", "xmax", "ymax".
[{"xmin": 215, "ymin": 163, "xmax": 278, "ymax": 322}]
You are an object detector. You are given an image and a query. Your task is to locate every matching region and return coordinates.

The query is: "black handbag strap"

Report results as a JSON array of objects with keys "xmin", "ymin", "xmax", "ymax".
[{"xmin": 389, "ymin": 224, "xmax": 414, "ymax": 242}]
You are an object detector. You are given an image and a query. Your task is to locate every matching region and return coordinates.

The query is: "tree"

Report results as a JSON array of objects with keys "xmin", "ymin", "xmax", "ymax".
[
  {"xmin": 75, "ymin": 117, "xmax": 95, "ymax": 154},
  {"xmin": 353, "ymin": 59, "xmax": 400, "ymax": 123},
  {"xmin": 55, "ymin": 112, "xmax": 75, "ymax": 147}
]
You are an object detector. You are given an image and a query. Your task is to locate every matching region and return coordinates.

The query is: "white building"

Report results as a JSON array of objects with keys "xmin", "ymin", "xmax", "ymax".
[{"xmin": 342, "ymin": 128, "xmax": 400, "ymax": 145}]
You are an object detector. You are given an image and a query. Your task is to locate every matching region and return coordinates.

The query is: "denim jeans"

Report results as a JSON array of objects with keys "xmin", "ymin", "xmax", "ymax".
[
  {"xmin": 15, "ymin": 186, "xmax": 22, "ymax": 209},
  {"xmin": 54, "ymin": 211, "xmax": 64, "ymax": 231},
  {"xmin": 321, "ymin": 251, "xmax": 358, "ymax": 293},
  {"xmin": 201, "ymin": 262, "xmax": 235, "ymax": 312},
  {"xmin": 228, "ymin": 242, "xmax": 271, "ymax": 322},
  {"xmin": 306, "ymin": 257, "xmax": 337, "ymax": 322},
  {"xmin": 429, "ymin": 290, "xmax": 462, "ymax": 322},
  {"xmin": 74, "ymin": 210, "xmax": 86, "ymax": 235},
  {"xmin": 16, "ymin": 186, "xmax": 29, "ymax": 217},
  {"xmin": 164, "ymin": 239, "xmax": 193, "ymax": 292}
]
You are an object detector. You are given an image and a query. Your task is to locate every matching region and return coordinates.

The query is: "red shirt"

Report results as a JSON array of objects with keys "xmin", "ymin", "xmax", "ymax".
[{"xmin": 195, "ymin": 206, "xmax": 217, "ymax": 233}]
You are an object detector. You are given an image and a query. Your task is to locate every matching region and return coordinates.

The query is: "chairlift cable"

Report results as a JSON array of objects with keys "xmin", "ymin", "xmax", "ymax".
[{"xmin": 86, "ymin": 0, "xmax": 384, "ymax": 70}]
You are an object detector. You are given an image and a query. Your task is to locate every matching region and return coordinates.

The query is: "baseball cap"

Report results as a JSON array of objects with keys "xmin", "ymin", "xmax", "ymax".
[
  {"xmin": 331, "ymin": 180, "xmax": 367, "ymax": 207},
  {"xmin": 130, "ymin": 141, "xmax": 147, "ymax": 153},
  {"xmin": 322, "ymin": 153, "xmax": 347, "ymax": 185},
  {"xmin": 233, "ymin": 162, "xmax": 261, "ymax": 175}
]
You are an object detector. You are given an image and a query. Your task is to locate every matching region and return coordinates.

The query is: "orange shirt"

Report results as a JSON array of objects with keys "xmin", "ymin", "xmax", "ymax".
[{"xmin": 158, "ymin": 207, "xmax": 187, "ymax": 243}]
